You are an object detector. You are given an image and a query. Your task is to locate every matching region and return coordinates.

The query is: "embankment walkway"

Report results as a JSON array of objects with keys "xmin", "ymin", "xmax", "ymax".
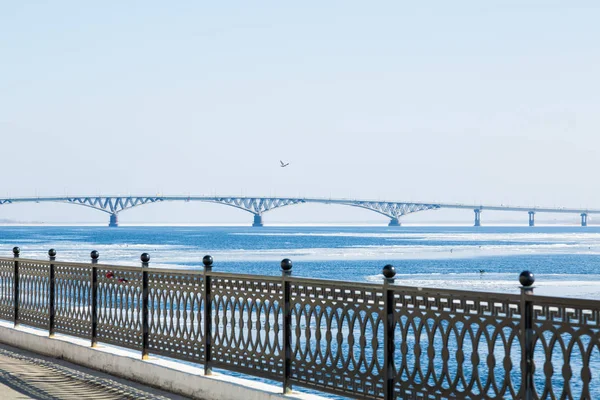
[{"xmin": 0, "ymin": 343, "xmax": 191, "ymax": 400}]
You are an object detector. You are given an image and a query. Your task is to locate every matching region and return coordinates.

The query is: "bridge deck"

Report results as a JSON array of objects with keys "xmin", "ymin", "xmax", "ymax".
[{"xmin": 0, "ymin": 196, "xmax": 597, "ymax": 226}]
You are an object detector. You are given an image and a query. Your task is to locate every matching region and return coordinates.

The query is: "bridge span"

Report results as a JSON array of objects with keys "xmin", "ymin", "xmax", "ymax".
[{"xmin": 0, "ymin": 196, "xmax": 597, "ymax": 227}]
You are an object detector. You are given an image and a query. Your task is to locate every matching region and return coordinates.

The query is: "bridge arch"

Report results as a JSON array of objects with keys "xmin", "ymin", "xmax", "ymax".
[
  {"xmin": 1, "ymin": 196, "xmax": 597, "ymax": 226},
  {"xmin": 0, "ymin": 196, "xmax": 446, "ymax": 226},
  {"xmin": 0, "ymin": 200, "xmax": 110, "ymax": 224},
  {"xmin": 337, "ymin": 201, "xmax": 441, "ymax": 226}
]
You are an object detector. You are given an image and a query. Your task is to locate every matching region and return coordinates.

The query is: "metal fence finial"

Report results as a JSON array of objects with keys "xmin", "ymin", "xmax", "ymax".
[
  {"xmin": 203, "ymin": 255, "xmax": 213, "ymax": 270},
  {"xmin": 382, "ymin": 264, "xmax": 396, "ymax": 283},
  {"xmin": 281, "ymin": 258, "xmax": 292, "ymax": 276},
  {"xmin": 519, "ymin": 270, "xmax": 535, "ymax": 288}
]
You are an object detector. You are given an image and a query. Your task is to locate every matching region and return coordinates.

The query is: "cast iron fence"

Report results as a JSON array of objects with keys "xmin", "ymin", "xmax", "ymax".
[{"xmin": 0, "ymin": 247, "xmax": 599, "ymax": 399}]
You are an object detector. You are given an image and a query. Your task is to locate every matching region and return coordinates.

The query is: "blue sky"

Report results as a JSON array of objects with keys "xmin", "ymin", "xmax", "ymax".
[{"xmin": 1, "ymin": 2, "xmax": 599, "ymax": 224}]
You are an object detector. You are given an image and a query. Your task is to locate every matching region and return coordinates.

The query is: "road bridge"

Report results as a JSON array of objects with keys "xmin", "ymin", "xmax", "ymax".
[{"xmin": 0, "ymin": 196, "xmax": 596, "ymax": 227}]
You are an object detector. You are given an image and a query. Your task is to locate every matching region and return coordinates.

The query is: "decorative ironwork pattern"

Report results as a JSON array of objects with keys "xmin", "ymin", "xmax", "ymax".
[
  {"xmin": 211, "ymin": 275, "xmax": 283, "ymax": 379},
  {"xmin": 0, "ymin": 259, "xmax": 14, "ymax": 321},
  {"xmin": 289, "ymin": 281, "xmax": 385, "ymax": 398},
  {"xmin": 55, "ymin": 263, "xmax": 92, "ymax": 339},
  {"xmin": 4, "ymin": 255, "xmax": 600, "ymax": 399},
  {"xmin": 18, "ymin": 261, "xmax": 50, "ymax": 330},
  {"xmin": 392, "ymin": 288, "xmax": 522, "ymax": 399},
  {"xmin": 530, "ymin": 295, "xmax": 600, "ymax": 399},
  {"xmin": 97, "ymin": 267, "xmax": 143, "ymax": 350},
  {"xmin": 148, "ymin": 271, "xmax": 204, "ymax": 362}
]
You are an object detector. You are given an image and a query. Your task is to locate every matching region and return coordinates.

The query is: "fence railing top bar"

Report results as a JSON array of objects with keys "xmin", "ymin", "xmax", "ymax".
[
  {"xmin": 146, "ymin": 267, "xmax": 204, "ymax": 275},
  {"xmin": 0, "ymin": 257, "xmax": 140, "ymax": 273},
  {"xmin": 0, "ymin": 257, "xmax": 52, "ymax": 266},
  {"xmin": 287, "ymin": 275, "xmax": 382, "ymax": 291},
  {"xmin": 281, "ymin": 275, "xmax": 525, "ymax": 300},
  {"xmin": 205, "ymin": 271, "xmax": 387, "ymax": 289},
  {"xmin": 207, "ymin": 270, "xmax": 283, "ymax": 282},
  {"xmin": 528, "ymin": 293, "xmax": 600, "ymax": 308},
  {"xmin": 389, "ymin": 284, "xmax": 522, "ymax": 302}
]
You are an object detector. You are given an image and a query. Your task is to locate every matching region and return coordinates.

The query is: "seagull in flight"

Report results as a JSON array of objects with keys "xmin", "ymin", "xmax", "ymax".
[{"xmin": 280, "ymin": 160, "xmax": 290, "ymax": 168}]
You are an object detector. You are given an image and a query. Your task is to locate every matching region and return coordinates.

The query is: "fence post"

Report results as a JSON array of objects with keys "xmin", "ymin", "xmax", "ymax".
[
  {"xmin": 48, "ymin": 249, "xmax": 56, "ymax": 337},
  {"xmin": 141, "ymin": 253, "xmax": 150, "ymax": 360},
  {"xmin": 203, "ymin": 255, "xmax": 213, "ymax": 375},
  {"xmin": 520, "ymin": 270, "xmax": 535, "ymax": 400},
  {"xmin": 382, "ymin": 264, "xmax": 396, "ymax": 400},
  {"xmin": 91, "ymin": 250, "xmax": 99, "ymax": 347},
  {"xmin": 13, "ymin": 246, "xmax": 20, "ymax": 327},
  {"xmin": 281, "ymin": 258, "xmax": 293, "ymax": 394}
]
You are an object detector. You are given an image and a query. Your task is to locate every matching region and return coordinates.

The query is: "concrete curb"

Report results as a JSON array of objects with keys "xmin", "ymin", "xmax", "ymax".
[{"xmin": 0, "ymin": 321, "xmax": 325, "ymax": 400}]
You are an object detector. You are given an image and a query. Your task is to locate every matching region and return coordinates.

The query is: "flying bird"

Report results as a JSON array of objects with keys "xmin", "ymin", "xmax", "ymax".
[{"xmin": 280, "ymin": 160, "xmax": 289, "ymax": 168}]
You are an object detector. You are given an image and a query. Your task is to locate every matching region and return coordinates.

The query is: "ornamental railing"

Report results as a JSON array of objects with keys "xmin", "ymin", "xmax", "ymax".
[{"xmin": 0, "ymin": 247, "xmax": 599, "ymax": 399}]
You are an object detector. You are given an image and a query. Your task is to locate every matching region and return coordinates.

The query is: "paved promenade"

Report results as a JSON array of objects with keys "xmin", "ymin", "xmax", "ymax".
[{"xmin": 0, "ymin": 343, "xmax": 191, "ymax": 400}]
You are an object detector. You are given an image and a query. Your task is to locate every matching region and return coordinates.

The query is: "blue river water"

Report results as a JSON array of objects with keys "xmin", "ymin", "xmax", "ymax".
[
  {"xmin": 2, "ymin": 225, "xmax": 600, "ymax": 298},
  {"xmin": 1, "ymin": 225, "xmax": 600, "ymax": 398}
]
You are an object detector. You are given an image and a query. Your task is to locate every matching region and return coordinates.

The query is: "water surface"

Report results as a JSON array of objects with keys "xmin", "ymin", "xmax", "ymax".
[{"xmin": 1, "ymin": 225, "xmax": 600, "ymax": 298}]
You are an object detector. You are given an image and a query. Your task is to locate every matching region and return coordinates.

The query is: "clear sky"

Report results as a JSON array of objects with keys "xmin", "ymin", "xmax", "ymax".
[{"xmin": 1, "ymin": 1, "xmax": 599, "ymax": 224}]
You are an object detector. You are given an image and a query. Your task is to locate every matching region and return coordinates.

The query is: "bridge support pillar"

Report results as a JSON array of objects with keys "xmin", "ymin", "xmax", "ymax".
[
  {"xmin": 252, "ymin": 214, "xmax": 264, "ymax": 227},
  {"xmin": 581, "ymin": 213, "xmax": 588, "ymax": 227},
  {"xmin": 528, "ymin": 211, "xmax": 535, "ymax": 227},
  {"xmin": 388, "ymin": 218, "xmax": 401, "ymax": 227},
  {"xmin": 108, "ymin": 213, "xmax": 119, "ymax": 227},
  {"xmin": 474, "ymin": 209, "xmax": 481, "ymax": 227}
]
